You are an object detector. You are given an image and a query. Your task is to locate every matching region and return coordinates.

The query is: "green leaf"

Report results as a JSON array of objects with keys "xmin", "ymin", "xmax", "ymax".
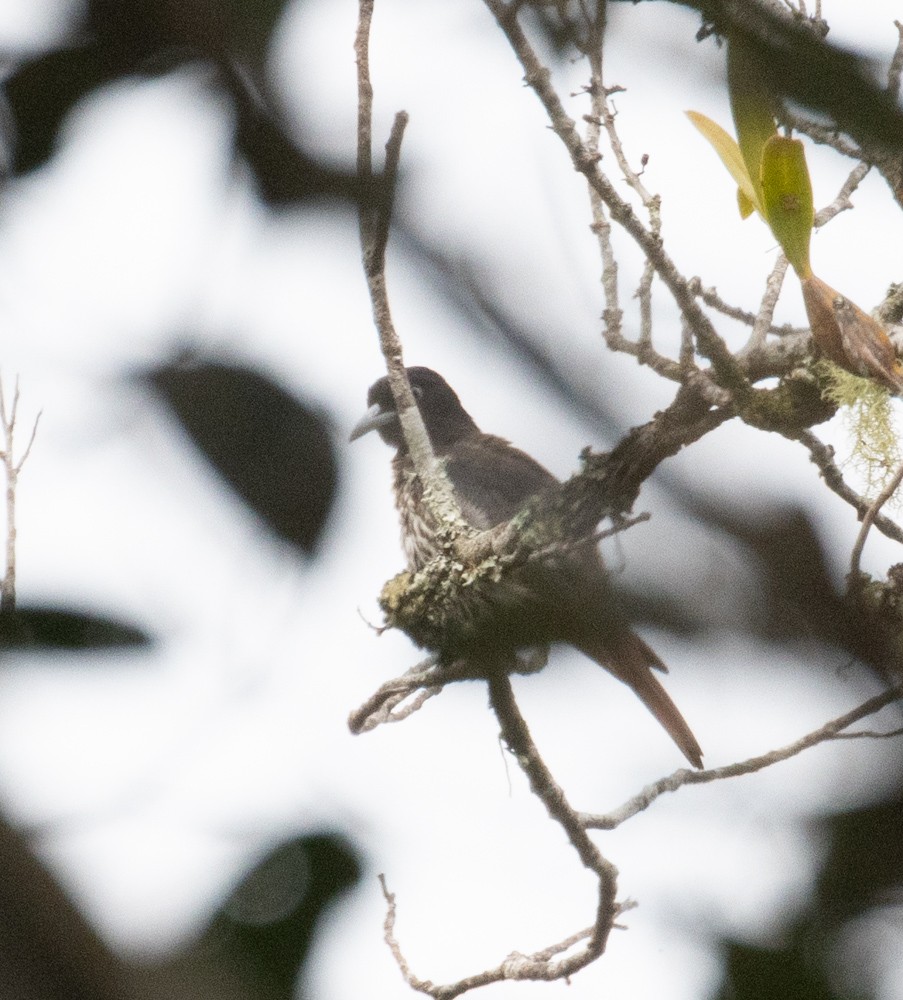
[
  {"xmin": 686, "ymin": 110, "xmax": 762, "ymax": 217},
  {"xmin": 727, "ymin": 40, "xmax": 778, "ymax": 212},
  {"xmin": 737, "ymin": 188, "xmax": 756, "ymax": 219},
  {"xmin": 760, "ymin": 135, "xmax": 814, "ymax": 277}
]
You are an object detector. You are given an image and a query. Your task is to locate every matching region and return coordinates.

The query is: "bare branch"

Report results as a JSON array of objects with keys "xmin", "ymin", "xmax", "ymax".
[
  {"xmin": 814, "ymin": 160, "xmax": 871, "ymax": 227},
  {"xmin": 740, "ymin": 255, "xmax": 790, "ymax": 357},
  {"xmin": 355, "ymin": 0, "xmax": 473, "ymax": 550},
  {"xmin": 584, "ymin": 684, "xmax": 903, "ymax": 830},
  {"xmin": 793, "ymin": 430, "xmax": 903, "ymax": 545},
  {"xmin": 580, "ymin": 64, "xmax": 694, "ymax": 380},
  {"xmin": 690, "ymin": 276, "xmax": 803, "ymax": 336},
  {"xmin": 348, "ymin": 655, "xmax": 446, "ymax": 734},
  {"xmin": 379, "ymin": 875, "xmax": 435, "ymax": 996},
  {"xmin": 831, "ymin": 725, "xmax": 903, "ymax": 740},
  {"xmin": 370, "ymin": 112, "xmax": 409, "ymax": 277},
  {"xmin": 528, "ymin": 511, "xmax": 651, "ymax": 564},
  {"xmin": 780, "ymin": 109, "xmax": 862, "ymax": 160},
  {"xmin": 849, "ymin": 458, "xmax": 903, "ymax": 578},
  {"xmin": 583, "ymin": 44, "xmax": 623, "ymax": 343},
  {"xmin": 481, "ymin": 0, "xmax": 746, "ymax": 393},
  {"xmin": 0, "ymin": 375, "xmax": 40, "ymax": 617}
]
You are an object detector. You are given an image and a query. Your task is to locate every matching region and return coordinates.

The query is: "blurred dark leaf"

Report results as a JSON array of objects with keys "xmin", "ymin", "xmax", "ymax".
[
  {"xmin": 730, "ymin": 507, "xmax": 847, "ymax": 645},
  {"xmin": 221, "ymin": 61, "xmax": 364, "ymax": 207},
  {"xmin": 0, "ymin": 607, "xmax": 151, "ymax": 651},
  {"xmin": 395, "ymin": 225, "xmax": 623, "ymax": 433},
  {"xmin": 711, "ymin": 788, "xmax": 903, "ymax": 1000},
  {"xmin": 618, "ymin": 585, "xmax": 704, "ymax": 638},
  {"xmin": 150, "ymin": 357, "xmax": 339, "ymax": 555},
  {"xmin": 85, "ymin": 0, "xmax": 290, "ymax": 73},
  {"xmin": 816, "ymin": 793, "xmax": 903, "ymax": 925},
  {"xmin": 671, "ymin": 501, "xmax": 846, "ymax": 645},
  {"xmin": 708, "ymin": 783, "xmax": 903, "ymax": 1000},
  {"xmin": 694, "ymin": 503, "xmax": 903, "ymax": 682},
  {"xmin": 715, "ymin": 937, "xmax": 861, "ymax": 1000},
  {"xmin": 0, "ymin": 820, "xmax": 132, "ymax": 1000},
  {"xmin": 530, "ymin": 0, "xmax": 903, "ymax": 153},
  {"xmin": 193, "ymin": 833, "xmax": 362, "ymax": 1000},
  {"xmin": 3, "ymin": 0, "xmax": 363, "ymax": 206},
  {"xmin": 670, "ymin": 0, "xmax": 903, "ymax": 152},
  {"xmin": 4, "ymin": 46, "xmax": 122, "ymax": 174}
]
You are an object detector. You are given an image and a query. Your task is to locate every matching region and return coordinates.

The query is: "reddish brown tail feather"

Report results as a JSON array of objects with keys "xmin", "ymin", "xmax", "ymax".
[{"xmin": 578, "ymin": 631, "xmax": 704, "ymax": 769}]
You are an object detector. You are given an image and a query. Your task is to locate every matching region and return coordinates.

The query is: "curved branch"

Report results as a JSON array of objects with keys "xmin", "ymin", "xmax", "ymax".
[
  {"xmin": 355, "ymin": 0, "xmax": 475, "ymax": 549},
  {"xmin": 793, "ymin": 430, "xmax": 903, "ymax": 546},
  {"xmin": 377, "ymin": 674, "xmax": 623, "ymax": 998},
  {"xmin": 583, "ymin": 684, "xmax": 903, "ymax": 830},
  {"xmin": 482, "ymin": 0, "xmax": 748, "ymax": 395}
]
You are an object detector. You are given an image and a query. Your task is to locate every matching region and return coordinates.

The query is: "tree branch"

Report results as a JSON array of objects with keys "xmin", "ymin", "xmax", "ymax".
[
  {"xmin": 355, "ymin": 0, "xmax": 473, "ymax": 546},
  {"xmin": 0, "ymin": 376, "xmax": 40, "ymax": 617},
  {"xmin": 849, "ymin": 458, "xmax": 903, "ymax": 578},
  {"xmin": 793, "ymin": 430, "xmax": 903, "ymax": 546},
  {"xmin": 375, "ymin": 674, "xmax": 623, "ymax": 998},
  {"xmin": 584, "ymin": 684, "xmax": 903, "ymax": 830},
  {"xmin": 482, "ymin": 0, "xmax": 748, "ymax": 395}
]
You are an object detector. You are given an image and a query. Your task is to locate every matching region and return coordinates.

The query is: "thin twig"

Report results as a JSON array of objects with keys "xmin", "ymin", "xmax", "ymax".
[
  {"xmin": 780, "ymin": 108, "xmax": 863, "ymax": 160},
  {"xmin": 486, "ymin": 672, "xmax": 618, "ymax": 965},
  {"xmin": 481, "ymin": 0, "xmax": 746, "ymax": 393},
  {"xmin": 580, "ymin": 20, "xmax": 700, "ymax": 379},
  {"xmin": 528, "ymin": 512, "xmax": 651, "ymax": 564},
  {"xmin": 849, "ymin": 458, "xmax": 903, "ymax": 578},
  {"xmin": 355, "ymin": 0, "xmax": 375, "ymax": 253},
  {"xmin": 348, "ymin": 654, "xmax": 452, "ymax": 734},
  {"xmin": 831, "ymin": 725, "xmax": 903, "ymax": 740},
  {"xmin": 354, "ymin": 0, "xmax": 470, "ymax": 547},
  {"xmin": 379, "ymin": 875, "xmax": 434, "ymax": 995},
  {"xmin": 794, "ymin": 430, "xmax": 903, "ymax": 545},
  {"xmin": 814, "ymin": 161, "xmax": 871, "ymax": 227},
  {"xmin": 371, "ymin": 112, "xmax": 409, "ymax": 276},
  {"xmin": 690, "ymin": 277, "xmax": 803, "ymax": 336},
  {"xmin": 582, "ymin": 23, "xmax": 623, "ymax": 344},
  {"xmin": 741, "ymin": 255, "xmax": 789, "ymax": 356},
  {"xmin": 583, "ymin": 684, "xmax": 903, "ymax": 830},
  {"xmin": 0, "ymin": 376, "xmax": 40, "ymax": 616},
  {"xmin": 597, "ymin": 91, "xmax": 662, "ymax": 355}
]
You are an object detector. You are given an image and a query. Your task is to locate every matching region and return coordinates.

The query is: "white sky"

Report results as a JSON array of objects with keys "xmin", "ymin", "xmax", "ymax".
[{"xmin": 1, "ymin": 1, "xmax": 903, "ymax": 999}]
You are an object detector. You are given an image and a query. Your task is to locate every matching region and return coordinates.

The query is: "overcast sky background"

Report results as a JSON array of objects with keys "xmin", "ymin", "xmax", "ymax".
[{"xmin": 1, "ymin": 1, "xmax": 903, "ymax": 999}]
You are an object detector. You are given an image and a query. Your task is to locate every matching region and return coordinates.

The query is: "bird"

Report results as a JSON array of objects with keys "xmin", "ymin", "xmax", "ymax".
[{"xmin": 350, "ymin": 366, "xmax": 703, "ymax": 769}]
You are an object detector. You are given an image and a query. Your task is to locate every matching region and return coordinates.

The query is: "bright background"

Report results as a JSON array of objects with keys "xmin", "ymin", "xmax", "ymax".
[{"xmin": 1, "ymin": 1, "xmax": 903, "ymax": 998}]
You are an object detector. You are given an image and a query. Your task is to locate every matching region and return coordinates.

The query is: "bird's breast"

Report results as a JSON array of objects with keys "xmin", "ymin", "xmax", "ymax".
[{"xmin": 393, "ymin": 463, "xmax": 443, "ymax": 569}]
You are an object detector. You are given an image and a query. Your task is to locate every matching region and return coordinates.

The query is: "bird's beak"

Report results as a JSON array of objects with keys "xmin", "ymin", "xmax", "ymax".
[{"xmin": 349, "ymin": 403, "xmax": 396, "ymax": 442}]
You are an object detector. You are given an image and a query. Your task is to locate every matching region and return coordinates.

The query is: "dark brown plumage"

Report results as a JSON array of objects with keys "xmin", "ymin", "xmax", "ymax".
[{"xmin": 351, "ymin": 367, "xmax": 703, "ymax": 769}]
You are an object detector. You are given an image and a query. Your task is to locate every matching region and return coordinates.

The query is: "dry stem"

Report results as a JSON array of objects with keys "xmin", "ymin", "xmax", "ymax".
[
  {"xmin": 0, "ymin": 376, "xmax": 40, "ymax": 616},
  {"xmin": 584, "ymin": 685, "xmax": 903, "ymax": 829}
]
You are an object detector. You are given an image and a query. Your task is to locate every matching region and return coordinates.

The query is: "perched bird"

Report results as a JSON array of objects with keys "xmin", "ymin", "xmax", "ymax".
[{"xmin": 351, "ymin": 366, "xmax": 703, "ymax": 769}]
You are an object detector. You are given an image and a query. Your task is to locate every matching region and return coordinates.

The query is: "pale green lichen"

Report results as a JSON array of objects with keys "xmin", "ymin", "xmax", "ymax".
[{"xmin": 814, "ymin": 359, "xmax": 903, "ymax": 503}]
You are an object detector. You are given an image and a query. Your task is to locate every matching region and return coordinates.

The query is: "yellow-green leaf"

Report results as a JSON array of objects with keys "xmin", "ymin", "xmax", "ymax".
[
  {"xmin": 727, "ymin": 40, "xmax": 777, "ymax": 211},
  {"xmin": 737, "ymin": 188, "xmax": 756, "ymax": 219},
  {"xmin": 686, "ymin": 110, "xmax": 762, "ymax": 217},
  {"xmin": 760, "ymin": 135, "xmax": 814, "ymax": 277}
]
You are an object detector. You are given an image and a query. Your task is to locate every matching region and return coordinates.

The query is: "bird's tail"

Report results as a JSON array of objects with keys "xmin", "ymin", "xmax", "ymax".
[{"xmin": 578, "ymin": 630, "xmax": 704, "ymax": 769}]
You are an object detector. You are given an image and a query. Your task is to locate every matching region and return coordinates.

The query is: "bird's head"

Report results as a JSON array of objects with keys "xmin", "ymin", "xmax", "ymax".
[{"xmin": 349, "ymin": 367, "xmax": 479, "ymax": 451}]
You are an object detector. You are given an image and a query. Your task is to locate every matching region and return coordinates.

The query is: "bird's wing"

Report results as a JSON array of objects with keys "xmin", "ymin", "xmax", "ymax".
[{"xmin": 442, "ymin": 435, "xmax": 559, "ymax": 528}]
